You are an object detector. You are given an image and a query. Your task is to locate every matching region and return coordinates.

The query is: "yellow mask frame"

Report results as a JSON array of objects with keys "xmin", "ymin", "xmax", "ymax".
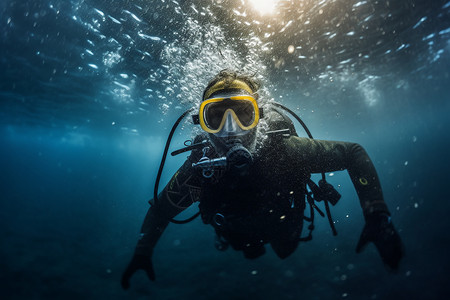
[{"xmin": 196, "ymin": 95, "xmax": 261, "ymax": 134}]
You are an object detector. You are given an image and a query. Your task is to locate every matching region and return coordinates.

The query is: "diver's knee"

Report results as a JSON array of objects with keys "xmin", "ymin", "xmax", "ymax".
[
  {"xmin": 243, "ymin": 244, "xmax": 266, "ymax": 259},
  {"xmin": 270, "ymin": 240, "xmax": 299, "ymax": 259}
]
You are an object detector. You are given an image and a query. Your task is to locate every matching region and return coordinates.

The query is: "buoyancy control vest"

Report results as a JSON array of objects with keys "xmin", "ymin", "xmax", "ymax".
[{"xmin": 152, "ymin": 103, "xmax": 341, "ymax": 242}]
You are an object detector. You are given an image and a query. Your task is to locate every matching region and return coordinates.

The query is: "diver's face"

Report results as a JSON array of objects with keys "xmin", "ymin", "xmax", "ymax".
[
  {"xmin": 201, "ymin": 91, "xmax": 259, "ymax": 152},
  {"xmin": 202, "ymin": 91, "xmax": 259, "ymax": 138}
]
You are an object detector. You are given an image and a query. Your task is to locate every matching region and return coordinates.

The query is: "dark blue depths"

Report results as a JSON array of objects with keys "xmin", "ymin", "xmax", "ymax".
[{"xmin": 1, "ymin": 0, "xmax": 450, "ymax": 299}]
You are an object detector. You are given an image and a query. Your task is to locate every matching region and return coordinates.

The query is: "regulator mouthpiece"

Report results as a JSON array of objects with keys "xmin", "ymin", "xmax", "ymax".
[{"xmin": 226, "ymin": 142, "xmax": 253, "ymax": 173}]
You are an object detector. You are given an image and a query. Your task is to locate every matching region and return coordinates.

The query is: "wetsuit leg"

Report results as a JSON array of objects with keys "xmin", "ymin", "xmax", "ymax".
[
  {"xmin": 270, "ymin": 212, "xmax": 304, "ymax": 259},
  {"xmin": 243, "ymin": 244, "xmax": 266, "ymax": 259}
]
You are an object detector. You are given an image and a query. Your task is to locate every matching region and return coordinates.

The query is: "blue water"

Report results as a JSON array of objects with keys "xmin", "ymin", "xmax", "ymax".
[{"xmin": 1, "ymin": 0, "xmax": 450, "ymax": 299}]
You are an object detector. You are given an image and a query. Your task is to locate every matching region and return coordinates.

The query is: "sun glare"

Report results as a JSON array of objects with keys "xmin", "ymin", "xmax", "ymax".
[{"xmin": 248, "ymin": 0, "xmax": 280, "ymax": 15}]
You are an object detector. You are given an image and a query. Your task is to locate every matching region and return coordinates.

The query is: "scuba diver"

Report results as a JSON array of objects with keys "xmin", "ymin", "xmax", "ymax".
[{"xmin": 121, "ymin": 70, "xmax": 404, "ymax": 289}]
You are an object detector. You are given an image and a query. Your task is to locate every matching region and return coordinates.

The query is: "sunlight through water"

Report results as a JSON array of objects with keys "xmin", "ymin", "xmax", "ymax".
[
  {"xmin": 1, "ymin": 1, "xmax": 450, "ymax": 299},
  {"xmin": 248, "ymin": 0, "xmax": 280, "ymax": 15}
]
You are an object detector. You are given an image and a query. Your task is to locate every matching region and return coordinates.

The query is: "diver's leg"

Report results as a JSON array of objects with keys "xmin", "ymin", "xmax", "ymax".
[
  {"xmin": 243, "ymin": 243, "xmax": 266, "ymax": 259},
  {"xmin": 270, "ymin": 214, "xmax": 303, "ymax": 259}
]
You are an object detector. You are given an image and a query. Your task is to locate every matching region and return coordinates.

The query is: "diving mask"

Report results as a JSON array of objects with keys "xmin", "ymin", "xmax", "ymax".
[{"xmin": 197, "ymin": 95, "xmax": 261, "ymax": 135}]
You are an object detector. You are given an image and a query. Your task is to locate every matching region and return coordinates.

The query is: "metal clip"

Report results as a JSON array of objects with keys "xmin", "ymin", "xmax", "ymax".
[{"xmin": 192, "ymin": 147, "xmax": 227, "ymax": 178}]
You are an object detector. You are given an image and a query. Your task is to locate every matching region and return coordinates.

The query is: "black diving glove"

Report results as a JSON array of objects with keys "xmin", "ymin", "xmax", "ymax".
[
  {"xmin": 356, "ymin": 212, "xmax": 404, "ymax": 271},
  {"xmin": 121, "ymin": 254, "xmax": 155, "ymax": 290}
]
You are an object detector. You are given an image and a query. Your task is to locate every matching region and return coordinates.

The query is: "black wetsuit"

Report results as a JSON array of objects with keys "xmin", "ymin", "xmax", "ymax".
[{"xmin": 134, "ymin": 110, "xmax": 390, "ymax": 259}]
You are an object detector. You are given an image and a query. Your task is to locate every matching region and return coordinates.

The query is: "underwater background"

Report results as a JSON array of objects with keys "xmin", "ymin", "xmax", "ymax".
[{"xmin": 1, "ymin": 0, "xmax": 449, "ymax": 299}]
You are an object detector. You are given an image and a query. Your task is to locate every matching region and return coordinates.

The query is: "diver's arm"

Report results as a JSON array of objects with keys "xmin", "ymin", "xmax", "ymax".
[
  {"xmin": 122, "ymin": 157, "xmax": 200, "ymax": 289},
  {"xmin": 285, "ymin": 137, "xmax": 389, "ymax": 218},
  {"xmin": 137, "ymin": 154, "xmax": 200, "ymax": 250},
  {"xmin": 284, "ymin": 137, "xmax": 403, "ymax": 269},
  {"xmin": 136, "ymin": 142, "xmax": 203, "ymax": 254},
  {"xmin": 265, "ymin": 109, "xmax": 388, "ymax": 217},
  {"xmin": 134, "ymin": 191, "xmax": 185, "ymax": 257}
]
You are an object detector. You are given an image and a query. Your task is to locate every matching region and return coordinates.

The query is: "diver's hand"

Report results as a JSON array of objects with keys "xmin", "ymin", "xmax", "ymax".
[
  {"xmin": 121, "ymin": 254, "xmax": 155, "ymax": 290},
  {"xmin": 356, "ymin": 212, "xmax": 404, "ymax": 271}
]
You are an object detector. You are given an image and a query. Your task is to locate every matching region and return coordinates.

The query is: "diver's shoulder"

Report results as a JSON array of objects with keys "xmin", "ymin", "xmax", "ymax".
[{"xmin": 263, "ymin": 107, "xmax": 297, "ymax": 134}]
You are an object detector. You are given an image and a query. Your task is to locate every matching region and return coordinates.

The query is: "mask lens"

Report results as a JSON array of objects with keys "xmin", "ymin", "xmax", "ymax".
[
  {"xmin": 203, "ymin": 98, "xmax": 255, "ymax": 130},
  {"xmin": 203, "ymin": 101, "xmax": 228, "ymax": 130},
  {"xmin": 230, "ymin": 100, "xmax": 255, "ymax": 127}
]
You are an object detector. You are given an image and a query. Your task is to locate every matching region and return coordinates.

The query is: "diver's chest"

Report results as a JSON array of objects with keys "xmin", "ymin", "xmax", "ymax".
[
  {"xmin": 198, "ymin": 171, "xmax": 306, "ymax": 229},
  {"xmin": 200, "ymin": 168, "xmax": 306, "ymax": 207}
]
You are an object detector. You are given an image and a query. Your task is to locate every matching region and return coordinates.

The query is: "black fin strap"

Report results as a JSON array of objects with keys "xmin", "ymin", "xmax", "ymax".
[
  {"xmin": 320, "ymin": 171, "xmax": 338, "ymax": 236},
  {"xmin": 170, "ymin": 211, "xmax": 201, "ymax": 224},
  {"xmin": 300, "ymin": 192, "xmax": 315, "ymax": 242},
  {"xmin": 306, "ymin": 179, "xmax": 325, "ymax": 217},
  {"xmin": 324, "ymin": 199, "xmax": 338, "ymax": 236},
  {"xmin": 312, "ymin": 199, "xmax": 325, "ymax": 217},
  {"xmin": 307, "ymin": 178, "xmax": 338, "ymax": 235}
]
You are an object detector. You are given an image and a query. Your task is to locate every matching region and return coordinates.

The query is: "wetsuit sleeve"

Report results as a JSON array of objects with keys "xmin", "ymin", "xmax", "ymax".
[
  {"xmin": 284, "ymin": 137, "xmax": 390, "ymax": 219},
  {"xmin": 134, "ymin": 157, "xmax": 201, "ymax": 256}
]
